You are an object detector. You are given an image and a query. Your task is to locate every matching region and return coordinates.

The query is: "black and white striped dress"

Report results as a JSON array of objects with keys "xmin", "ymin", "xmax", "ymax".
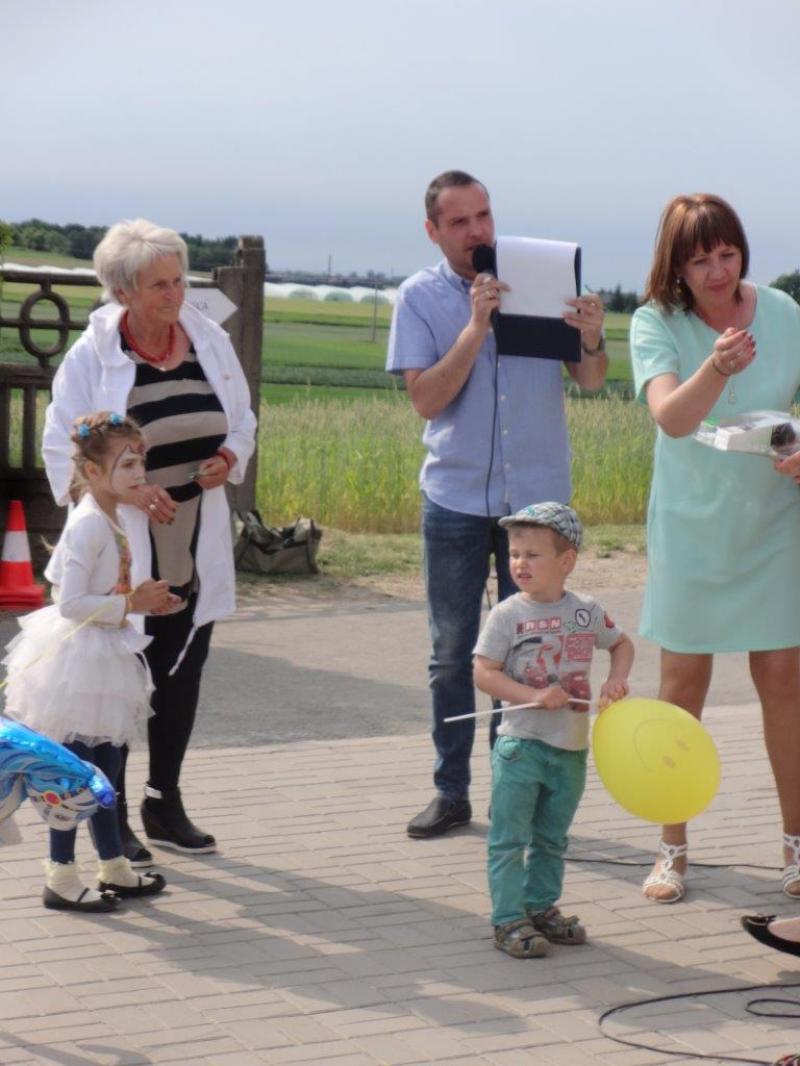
[{"xmin": 125, "ymin": 341, "xmax": 228, "ymax": 609}]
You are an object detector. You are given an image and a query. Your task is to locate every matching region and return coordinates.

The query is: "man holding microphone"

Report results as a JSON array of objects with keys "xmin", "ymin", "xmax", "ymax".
[{"xmin": 387, "ymin": 169, "xmax": 607, "ymax": 838}]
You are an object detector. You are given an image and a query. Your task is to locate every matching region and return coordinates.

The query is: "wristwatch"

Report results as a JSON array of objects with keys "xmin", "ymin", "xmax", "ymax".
[{"xmin": 581, "ymin": 333, "xmax": 606, "ymax": 356}]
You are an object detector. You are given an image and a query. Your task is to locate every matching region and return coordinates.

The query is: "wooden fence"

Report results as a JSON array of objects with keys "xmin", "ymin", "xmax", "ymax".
[{"xmin": 0, "ymin": 236, "xmax": 265, "ymax": 565}]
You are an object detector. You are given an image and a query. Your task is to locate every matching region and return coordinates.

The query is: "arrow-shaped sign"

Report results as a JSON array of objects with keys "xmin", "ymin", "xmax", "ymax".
[{"xmin": 184, "ymin": 288, "xmax": 237, "ymax": 325}]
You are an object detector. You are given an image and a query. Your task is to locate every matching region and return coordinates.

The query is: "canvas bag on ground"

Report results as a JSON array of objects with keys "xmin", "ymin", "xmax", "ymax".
[{"xmin": 234, "ymin": 511, "xmax": 322, "ymax": 575}]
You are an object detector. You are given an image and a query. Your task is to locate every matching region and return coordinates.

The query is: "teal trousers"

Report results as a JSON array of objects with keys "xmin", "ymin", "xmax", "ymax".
[{"xmin": 488, "ymin": 735, "xmax": 587, "ymax": 927}]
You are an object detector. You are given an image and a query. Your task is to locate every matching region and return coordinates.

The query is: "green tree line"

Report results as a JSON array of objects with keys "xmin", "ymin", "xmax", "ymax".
[
  {"xmin": 596, "ymin": 285, "xmax": 640, "ymax": 313},
  {"xmin": 5, "ymin": 218, "xmax": 238, "ymax": 271},
  {"xmin": 771, "ymin": 270, "xmax": 800, "ymax": 303}
]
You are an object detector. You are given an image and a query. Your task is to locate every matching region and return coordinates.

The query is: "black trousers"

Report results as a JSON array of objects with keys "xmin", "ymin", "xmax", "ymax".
[{"xmin": 118, "ymin": 601, "xmax": 213, "ymax": 804}]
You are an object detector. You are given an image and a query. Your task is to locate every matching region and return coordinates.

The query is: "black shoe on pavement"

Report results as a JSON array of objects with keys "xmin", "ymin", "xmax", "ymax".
[
  {"xmin": 117, "ymin": 800, "xmax": 153, "ymax": 868},
  {"xmin": 43, "ymin": 886, "xmax": 120, "ymax": 912},
  {"xmin": 141, "ymin": 786, "xmax": 217, "ymax": 854},
  {"xmin": 407, "ymin": 795, "xmax": 471, "ymax": 839},
  {"xmin": 742, "ymin": 914, "xmax": 800, "ymax": 958},
  {"xmin": 98, "ymin": 870, "xmax": 167, "ymax": 898}
]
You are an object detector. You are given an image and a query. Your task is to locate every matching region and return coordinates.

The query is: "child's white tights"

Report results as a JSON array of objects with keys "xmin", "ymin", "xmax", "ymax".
[
  {"xmin": 44, "ymin": 859, "xmax": 104, "ymax": 904},
  {"xmin": 45, "ymin": 855, "xmax": 143, "ymax": 901}
]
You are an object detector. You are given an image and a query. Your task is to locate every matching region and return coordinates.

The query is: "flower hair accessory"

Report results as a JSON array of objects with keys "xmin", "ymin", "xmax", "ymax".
[
  {"xmin": 108, "ymin": 413, "xmax": 123, "ymax": 426},
  {"xmin": 77, "ymin": 423, "xmax": 91, "ymax": 438}
]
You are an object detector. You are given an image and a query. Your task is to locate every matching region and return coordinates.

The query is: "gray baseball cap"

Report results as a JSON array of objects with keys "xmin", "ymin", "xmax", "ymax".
[{"xmin": 499, "ymin": 501, "xmax": 583, "ymax": 550}]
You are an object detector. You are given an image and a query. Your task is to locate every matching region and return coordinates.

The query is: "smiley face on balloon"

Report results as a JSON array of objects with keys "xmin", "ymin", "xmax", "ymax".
[{"xmin": 591, "ymin": 698, "xmax": 721, "ymax": 824}]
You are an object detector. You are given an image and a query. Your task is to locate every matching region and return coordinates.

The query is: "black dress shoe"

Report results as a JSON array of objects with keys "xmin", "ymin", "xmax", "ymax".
[
  {"xmin": 407, "ymin": 795, "xmax": 471, "ymax": 838},
  {"xmin": 98, "ymin": 871, "xmax": 167, "ymax": 898},
  {"xmin": 118, "ymin": 801, "xmax": 153, "ymax": 868},
  {"xmin": 742, "ymin": 914, "xmax": 800, "ymax": 957},
  {"xmin": 141, "ymin": 787, "xmax": 216, "ymax": 854},
  {"xmin": 43, "ymin": 886, "xmax": 119, "ymax": 912}
]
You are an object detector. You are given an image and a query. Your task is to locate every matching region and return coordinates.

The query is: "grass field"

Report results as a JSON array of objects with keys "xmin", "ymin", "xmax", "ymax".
[
  {"xmin": 261, "ymin": 299, "xmax": 633, "ymax": 388},
  {"xmin": 256, "ymin": 392, "xmax": 653, "ymax": 532},
  {"xmin": 264, "ymin": 320, "xmax": 390, "ymax": 371},
  {"xmin": 265, "ymin": 295, "xmax": 393, "ymax": 327},
  {"xmin": 261, "ymin": 382, "xmax": 401, "ymax": 405},
  {"xmin": 0, "ymin": 253, "xmax": 635, "ymax": 387},
  {"xmin": 3, "ymin": 246, "xmax": 102, "ymax": 270}
]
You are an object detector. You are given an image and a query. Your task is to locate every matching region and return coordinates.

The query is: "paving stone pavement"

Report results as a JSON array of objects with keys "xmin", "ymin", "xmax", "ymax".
[{"xmin": 2, "ymin": 591, "xmax": 800, "ymax": 1065}]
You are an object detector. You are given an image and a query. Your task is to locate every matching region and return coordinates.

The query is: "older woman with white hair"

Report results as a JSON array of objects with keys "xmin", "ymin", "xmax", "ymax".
[{"xmin": 43, "ymin": 218, "xmax": 256, "ymax": 864}]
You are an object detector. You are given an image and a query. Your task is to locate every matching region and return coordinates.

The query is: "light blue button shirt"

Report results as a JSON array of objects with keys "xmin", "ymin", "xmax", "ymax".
[{"xmin": 386, "ymin": 260, "xmax": 571, "ymax": 517}]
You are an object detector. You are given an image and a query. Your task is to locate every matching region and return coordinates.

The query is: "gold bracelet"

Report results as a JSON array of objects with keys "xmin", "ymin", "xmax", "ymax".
[{"xmin": 125, "ymin": 591, "xmax": 134, "ymax": 614}]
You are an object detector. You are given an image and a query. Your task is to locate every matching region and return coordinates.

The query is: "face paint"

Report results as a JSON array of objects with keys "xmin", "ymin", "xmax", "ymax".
[{"xmin": 105, "ymin": 439, "xmax": 147, "ymax": 500}]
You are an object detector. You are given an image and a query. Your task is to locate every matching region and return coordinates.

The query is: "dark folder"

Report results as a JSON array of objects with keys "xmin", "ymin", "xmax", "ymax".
[{"xmin": 488, "ymin": 243, "xmax": 582, "ymax": 363}]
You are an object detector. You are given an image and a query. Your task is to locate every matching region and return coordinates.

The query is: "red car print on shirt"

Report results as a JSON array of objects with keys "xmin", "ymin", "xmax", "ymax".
[{"xmin": 562, "ymin": 670, "xmax": 591, "ymax": 704}]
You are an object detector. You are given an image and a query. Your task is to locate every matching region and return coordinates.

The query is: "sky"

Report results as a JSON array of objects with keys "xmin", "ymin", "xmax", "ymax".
[{"xmin": 3, "ymin": 0, "xmax": 800, "ymax": 290}]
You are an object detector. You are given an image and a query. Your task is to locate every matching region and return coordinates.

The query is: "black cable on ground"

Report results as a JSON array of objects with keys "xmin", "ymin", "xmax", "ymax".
[
  {"xmin": 567, "ymin": 854, "xmax": 778, "ymax": 871},
  {"xmin": 598, "ymin": 982, "xmax": 800, "ymax": 1065},
  {"xmin": 561, "ymin": 854, "xmax": 800, "ymax": 1062}
]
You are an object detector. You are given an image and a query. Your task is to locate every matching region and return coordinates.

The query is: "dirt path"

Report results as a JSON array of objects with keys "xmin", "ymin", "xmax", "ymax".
[{"xmin": 236, "ymin": 547, "xmax": 648, "ymax": 606}]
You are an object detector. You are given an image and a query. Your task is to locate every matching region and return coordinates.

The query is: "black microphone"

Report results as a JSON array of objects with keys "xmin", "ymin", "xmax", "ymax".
[
  {"xmin": 472, "ymin": 243, "xmax": 496, "ymax": 277},
  {"xmin": 472, "ymin": 244, "xmax": 499, "ymax": 327}
]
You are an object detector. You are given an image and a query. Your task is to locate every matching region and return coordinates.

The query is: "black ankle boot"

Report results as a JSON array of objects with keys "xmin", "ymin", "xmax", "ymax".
[
  {"xmin": 140, "ymin": 786, "xmax": 216, "ymax": 854},
  {"xmin": 117, "ymin": 799, "xmax": 153, "ymax": 868}
]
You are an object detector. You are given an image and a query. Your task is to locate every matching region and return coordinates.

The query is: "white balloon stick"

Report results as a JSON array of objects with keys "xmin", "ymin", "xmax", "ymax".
[{"xmin": 444, "ymin": 697, "xmax": 591, "ymax": 723}]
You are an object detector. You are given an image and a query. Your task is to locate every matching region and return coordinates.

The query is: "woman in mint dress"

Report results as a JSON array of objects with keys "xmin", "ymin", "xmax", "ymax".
[{"xmin": 630, "ymin": 193, "xmax": 800, "ymax": 903}]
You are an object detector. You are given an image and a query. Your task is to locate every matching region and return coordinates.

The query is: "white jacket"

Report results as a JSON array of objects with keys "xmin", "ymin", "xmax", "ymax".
[
  {"xmin": 46, "ymin": 493, "xmax": 129, "ymax": 627},
  {"xmin": 42, "ymin": 302, "xmax": 257, "ymax": 635}
]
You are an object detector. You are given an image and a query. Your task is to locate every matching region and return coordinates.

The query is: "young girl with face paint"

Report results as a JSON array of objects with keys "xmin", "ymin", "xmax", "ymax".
[{"xmin": 2, "ymin": 412, "xmax": 174, "ymax": 911}]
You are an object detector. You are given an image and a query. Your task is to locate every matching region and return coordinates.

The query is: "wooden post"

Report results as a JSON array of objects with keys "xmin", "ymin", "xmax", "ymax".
[{"xmin": 214, "ymin": 236, "xmax": 265, "ymax": 513}]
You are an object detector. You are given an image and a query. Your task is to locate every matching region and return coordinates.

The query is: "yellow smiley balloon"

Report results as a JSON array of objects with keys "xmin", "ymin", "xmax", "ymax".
[{"xmin": 591, "ymin": 698, "xmax": 720, "ymax": 824}]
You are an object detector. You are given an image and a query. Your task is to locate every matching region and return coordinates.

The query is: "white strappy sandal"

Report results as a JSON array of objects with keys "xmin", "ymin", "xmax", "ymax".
[
  {"xmin": 642, "ymin": 840, "xmax": 688, "ymax": 903},
  {"xmin": 782, "ymin": 834, "xmax": 800, "ymax": 898}
]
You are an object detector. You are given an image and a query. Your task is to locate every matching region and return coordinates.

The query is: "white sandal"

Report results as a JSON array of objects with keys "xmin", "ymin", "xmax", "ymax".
[
  {"xmin": 642, "ymin": 841, "xmax": 688, "ymax": 904},
  {"xmin": 782, "ymin": 834, "xmax": 800, "ymax": 898}
]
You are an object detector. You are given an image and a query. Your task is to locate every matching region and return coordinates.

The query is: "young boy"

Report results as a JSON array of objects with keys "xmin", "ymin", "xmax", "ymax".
[{"xmin": 473, "ymin": 502, "xmax": 634, "ymax": 959}]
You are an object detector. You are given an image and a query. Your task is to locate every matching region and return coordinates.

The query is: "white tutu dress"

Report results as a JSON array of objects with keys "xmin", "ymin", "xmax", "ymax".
[{"xmin": 2, "ymin": 495, "xmax": 153, "ymax": 749}]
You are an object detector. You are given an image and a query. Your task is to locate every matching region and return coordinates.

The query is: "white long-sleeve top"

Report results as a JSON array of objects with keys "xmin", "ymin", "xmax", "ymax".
[
  {"xmin": 45, "ymin": 493, "xmax": 129, "ymax": 627},
  {"xmin": 42, "ymin": 301, "xmax": 257, "ymax": 632}
]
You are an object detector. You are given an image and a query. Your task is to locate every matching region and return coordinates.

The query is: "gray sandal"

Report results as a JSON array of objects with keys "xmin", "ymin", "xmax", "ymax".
[
  {"xmin": 493, "ymin": 918, "xmax": 549, "ymax": 959},
  {"xmin": 528, "ymin": 906, "xmax": 586, "ymax": 945}
]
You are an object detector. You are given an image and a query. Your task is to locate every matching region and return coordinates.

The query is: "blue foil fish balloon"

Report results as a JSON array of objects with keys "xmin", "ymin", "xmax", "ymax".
[{"xmin": 0, "ymin": 717, "xmax": 115, "ymax": 842}]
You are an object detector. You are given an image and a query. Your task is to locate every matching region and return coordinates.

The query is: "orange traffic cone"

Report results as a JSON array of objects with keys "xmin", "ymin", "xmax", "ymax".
[{"xmin": 0, "ymin": 500, "xmax": 44, "ymax": 610}]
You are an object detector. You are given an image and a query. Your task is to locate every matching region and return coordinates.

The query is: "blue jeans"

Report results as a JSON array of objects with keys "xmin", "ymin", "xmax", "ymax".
[
  {"xmin": 50, "ymin": 742, "xmax": 123, "ymax": 864},
  {"xmin": 488, "ymin": 735, "xmax": 587, "ymax": 926},
  {"xmin": 422, "ymin": 493, "xmax": 516, "ymax": 801}
]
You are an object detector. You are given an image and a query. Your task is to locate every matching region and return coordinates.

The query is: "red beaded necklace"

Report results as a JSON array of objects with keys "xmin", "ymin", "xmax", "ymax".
[{"xmin": 121, "ymin": 312, "xmax": 175, "ymax": 367}]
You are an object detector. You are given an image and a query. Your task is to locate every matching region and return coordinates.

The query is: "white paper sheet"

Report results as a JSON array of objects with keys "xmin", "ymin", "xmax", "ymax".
[{"xmin": 495, "ymin": 236, "xmax": 578, "ymax": 318}]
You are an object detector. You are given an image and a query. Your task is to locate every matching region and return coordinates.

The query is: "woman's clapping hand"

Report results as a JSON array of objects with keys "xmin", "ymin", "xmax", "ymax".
[{"xmin": 711, "ymin": 327, "xmax": 756, "ymax": 377}]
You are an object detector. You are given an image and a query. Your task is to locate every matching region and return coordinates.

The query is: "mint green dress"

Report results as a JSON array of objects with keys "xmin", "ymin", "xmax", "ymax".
[{"xmin": 630, "ymin": 285, "xmax": 800, "ymax": 653}]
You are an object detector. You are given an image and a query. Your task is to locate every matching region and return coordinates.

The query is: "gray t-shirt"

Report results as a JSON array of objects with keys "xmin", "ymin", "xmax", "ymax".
[{"xmin": 474, "ymin": 590, "xmax": 624, "ymax": 751}]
